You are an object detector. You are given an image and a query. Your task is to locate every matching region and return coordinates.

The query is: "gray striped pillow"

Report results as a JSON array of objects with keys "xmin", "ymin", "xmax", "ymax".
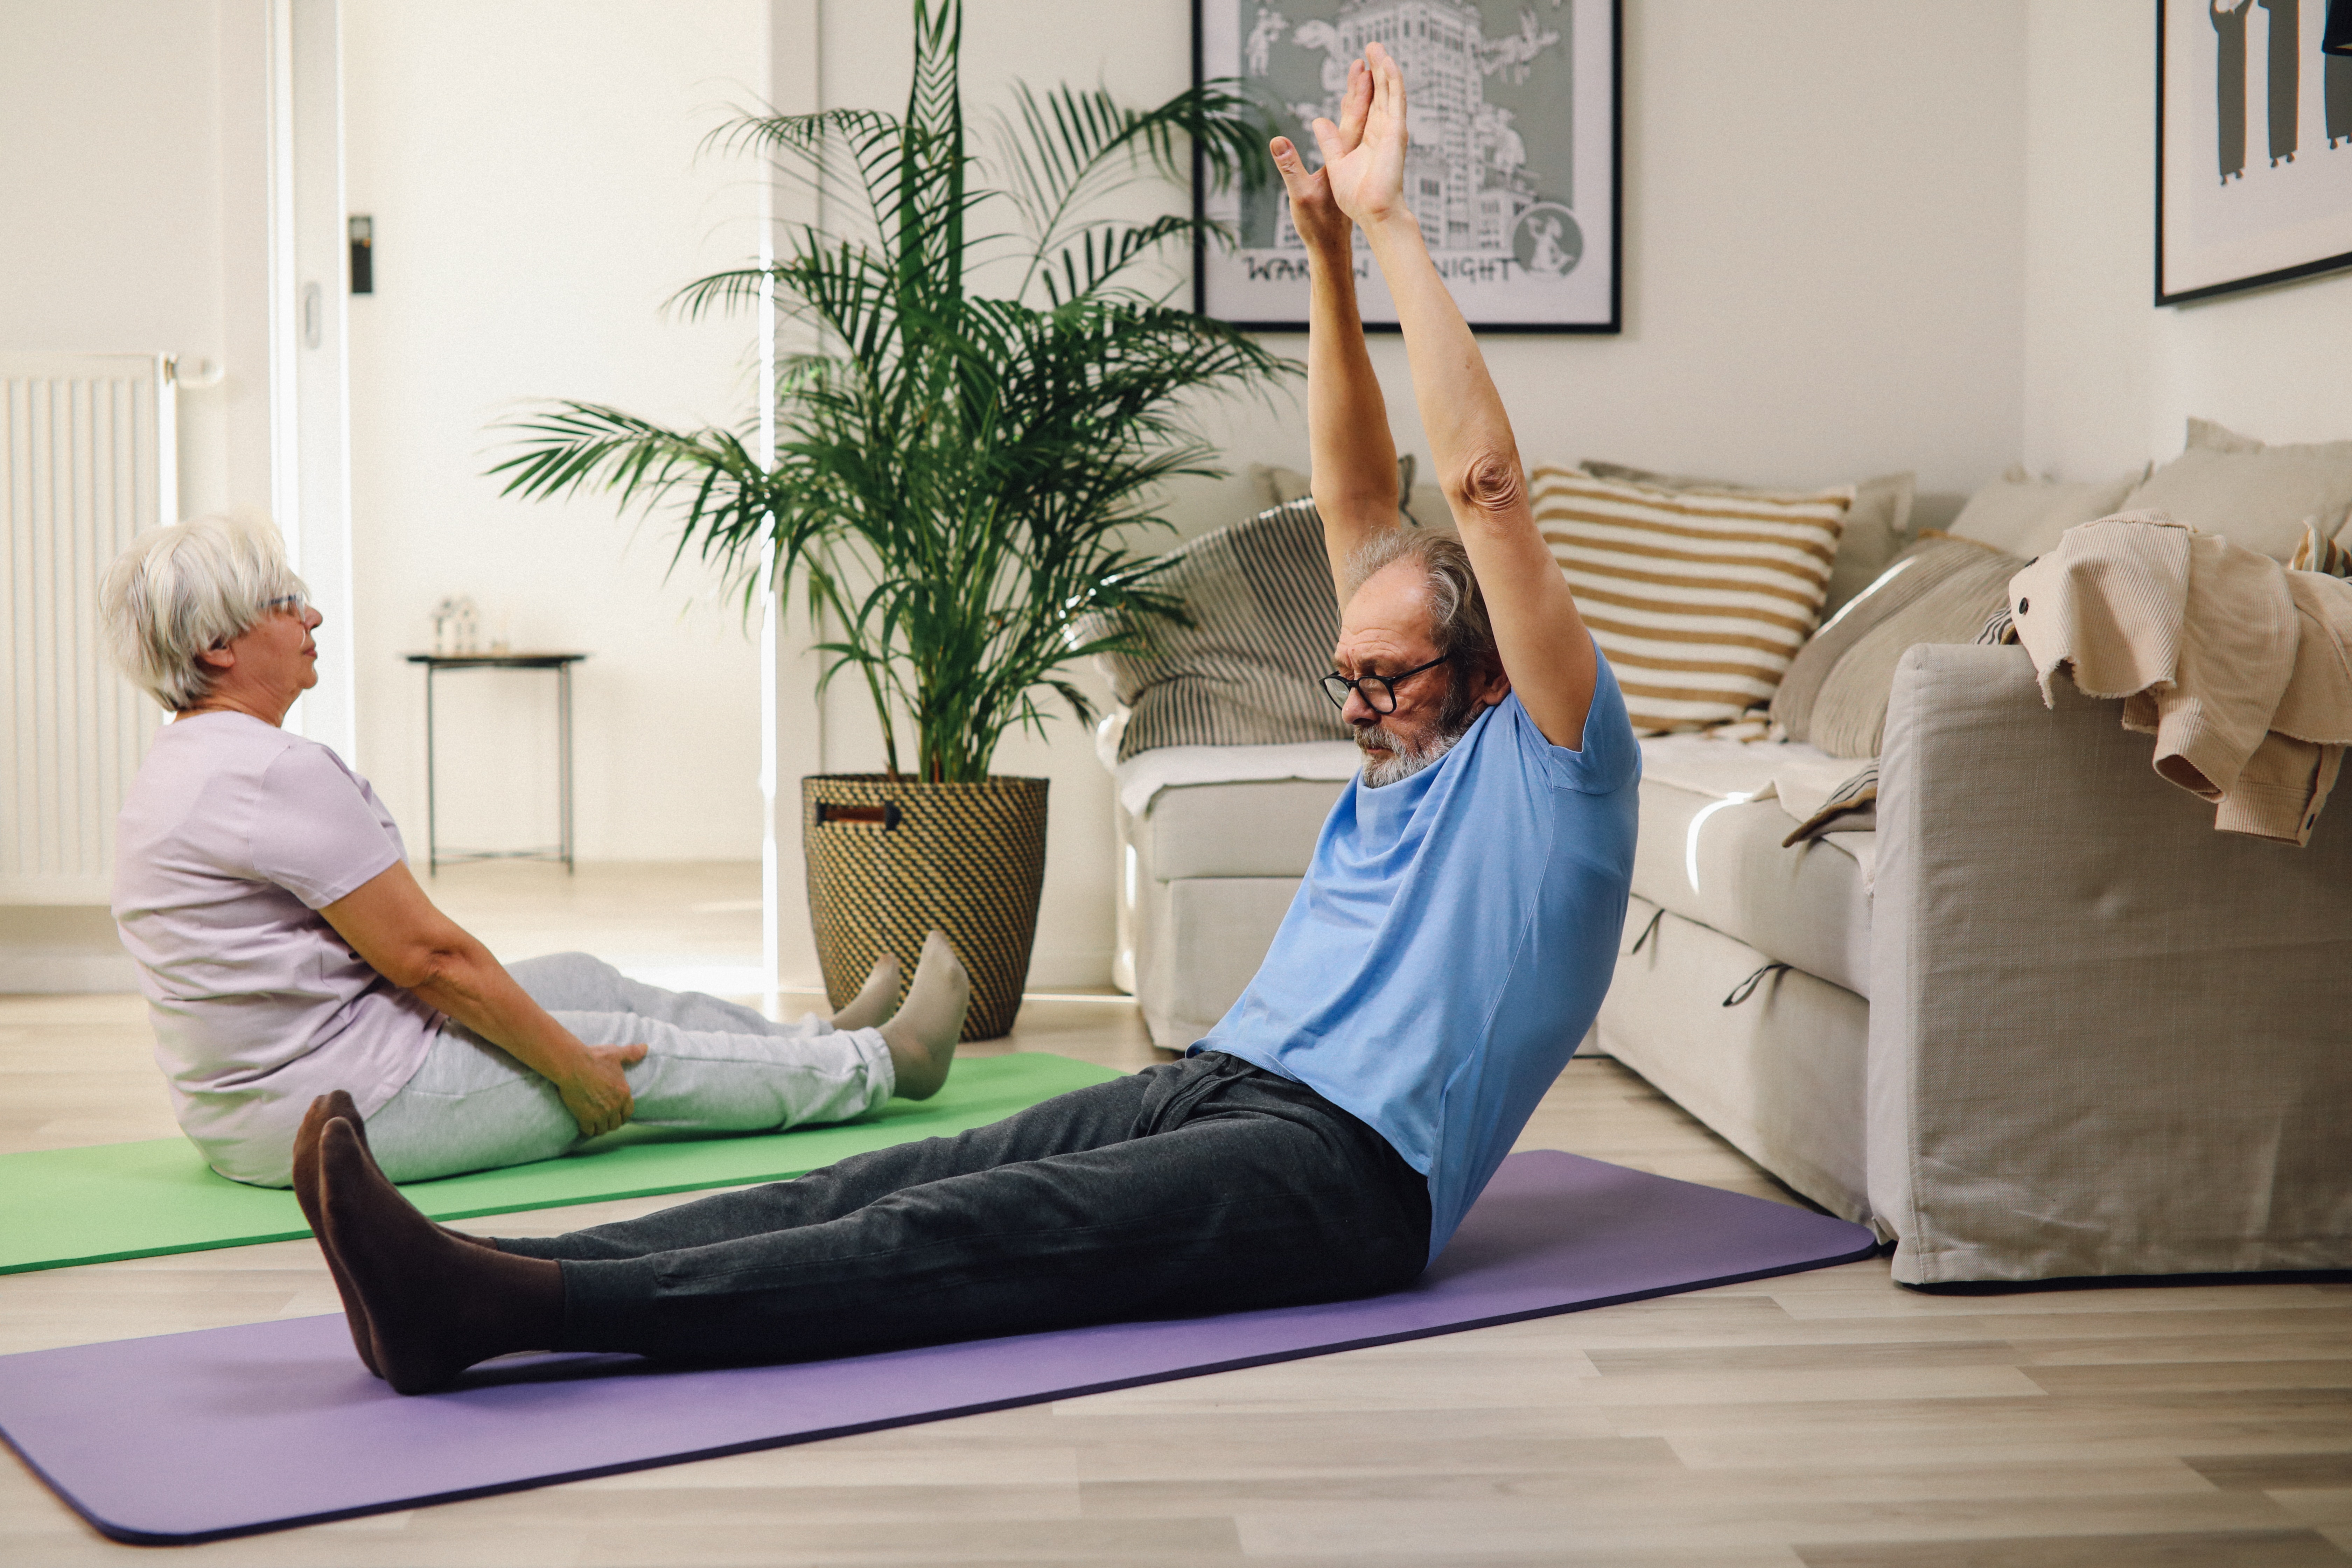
[
  {"xmin": 1531, "ymin": 466, "xmax": 1851, "ymax": 732},
  {"xmin": 1091, "ymin": 500, "xmax": 1349, "ymax": 762}
]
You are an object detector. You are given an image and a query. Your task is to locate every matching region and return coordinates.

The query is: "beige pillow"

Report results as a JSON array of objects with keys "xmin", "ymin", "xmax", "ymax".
[
  {"xmin": 1532, "ymin": 465, "xmax": 1850, "ymax": 733},
  {"xmin": 1946, "ymin": 464, "xmax": 2144, "ymax": 559},
  {"xmin": 1773, "ymin": 533, "xmax": 2025, "ymax": 758},
  {"xmin": 2185, "ymin": 416, "xmax": 2266, "ymax": 454},
  {"xmin": 1251, "ymin": 460, "xmax": 1449, "ymax": 530},
  {"xmin": 1583, "ymin": 459, "xmax": 1914, "ymax": 618},
  {"xmin": 2121, "ymin": 419, "xmax": 2352, "ymax": 561}
]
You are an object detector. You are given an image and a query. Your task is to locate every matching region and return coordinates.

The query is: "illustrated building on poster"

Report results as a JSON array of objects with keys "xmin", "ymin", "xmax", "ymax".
[
  {"xmin": 1202, "ymin": 0, "xmax": 1618, "ymax": 331},
  {"xmin": 1248, "ymin": 1, "xmax": 1578, "ymax": 281}
]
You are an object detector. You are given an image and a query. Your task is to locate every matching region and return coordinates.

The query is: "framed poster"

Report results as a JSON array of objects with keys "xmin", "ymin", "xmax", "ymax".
[
  {"xmin": 1193, "ymin": 0, "xmax": 1620, "ymax": 332},
  {"xmin": 2158, "ymin": 0, "xmax": 2352, "ymax": 304}
]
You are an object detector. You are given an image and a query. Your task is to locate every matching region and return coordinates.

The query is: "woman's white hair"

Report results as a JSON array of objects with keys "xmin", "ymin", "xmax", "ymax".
[{"xmin": 101, "ymin": 513, "xmax": 307, "ymax": 711}]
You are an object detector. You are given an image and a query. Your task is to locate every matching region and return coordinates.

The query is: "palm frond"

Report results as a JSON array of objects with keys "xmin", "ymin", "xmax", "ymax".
[
  {"xmin": 991, "ymin": 78, "xmax": 1274, "ymax": 304},
  {"xmin": 492, "ymin": 0, "xmax": 1300, "ymax": 780}
]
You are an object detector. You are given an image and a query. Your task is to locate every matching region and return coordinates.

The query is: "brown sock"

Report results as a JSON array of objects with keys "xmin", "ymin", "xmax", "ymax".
[
  {"xmin": 323, "ymin": 1089, "xmax": 502, "ymax": 1253},
  {"xmin": 318, "ymin": 1118, "xmax": 566, "ymax": 1395},
  {"xmin": 293, "ymin": 1095, "xmax": 380, "ymax": 1377},
  {"xmin": 294, "ymin": 1091, "xmax": 506, "ymax": 1377}
]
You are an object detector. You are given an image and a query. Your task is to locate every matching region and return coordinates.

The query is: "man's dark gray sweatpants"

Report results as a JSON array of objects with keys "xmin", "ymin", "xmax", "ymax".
[{"xmin": 496, "ymin": 1051, "xmax": 1432, "ymax": 1364}]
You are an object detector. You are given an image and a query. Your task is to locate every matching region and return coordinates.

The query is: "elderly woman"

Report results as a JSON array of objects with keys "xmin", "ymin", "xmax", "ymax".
[{"xmin": 100, "ymin": 513, "xmax": 968, "ymax": 1189}]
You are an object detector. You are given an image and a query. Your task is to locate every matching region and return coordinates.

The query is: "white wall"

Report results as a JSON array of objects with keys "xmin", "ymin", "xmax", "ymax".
[
  {"xmin": 342, "ymin": 0, "xmax": 774, "ymax": 864},
  {"xmin": 803, "ymin": 0, "xmax": 2033, "ymax": 990},
  {"xmin": 0, "ymin": 0, "xmax": 276, "ymax": 520},
  {"xmin": 0, "ymin": 0, "xmax": 286, "ymax": 986},
  {"xmin": 2024, "ymin": 0, "xmax": 2352, "ymax": 481}
]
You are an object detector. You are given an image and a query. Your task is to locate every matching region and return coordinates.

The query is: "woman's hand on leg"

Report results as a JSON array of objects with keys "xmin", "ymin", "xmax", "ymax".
[
  {"xmin": 325, "ymin": 863, "xmax": 649, "ymax": 1132},
  {"xmin": 551, "ymin": 1043, "xmax": 644, "ymax": 1139}
]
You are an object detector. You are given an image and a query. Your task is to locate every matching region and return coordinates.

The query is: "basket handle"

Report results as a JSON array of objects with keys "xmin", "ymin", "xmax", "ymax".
[{"xmin": 815, "ymin": 800, "xmax": 901, "ymax": 830}]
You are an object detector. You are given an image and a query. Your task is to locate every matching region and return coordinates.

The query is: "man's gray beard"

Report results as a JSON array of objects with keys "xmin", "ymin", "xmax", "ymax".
[{"xmin": 1355, "ymin": 708, "xmax": 1478, "ymax": 788}]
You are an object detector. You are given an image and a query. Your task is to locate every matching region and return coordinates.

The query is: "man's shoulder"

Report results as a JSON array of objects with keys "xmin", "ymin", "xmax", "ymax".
[{"xmin": 1483, "ymin": 682, "xmax": 1640, "ymax": 798}]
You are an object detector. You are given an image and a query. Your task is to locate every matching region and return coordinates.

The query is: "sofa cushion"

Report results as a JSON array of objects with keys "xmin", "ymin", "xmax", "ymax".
[
  {"xmin": 2121, "ymin": 419, "xmax": 2352, "ymax": 561},
  {"xmin": 1600, "ymin": 897, "xmax": 1872, "ymax": 1225},
  {"xmin": 1771, "ymin": 534, "xmax": 2025, "ymax": 756},
  {"xmin": 1945, "ymin": 464, "xmax": 2143, "ymax": 559},
  {"xmin": 1629, "ymin": 765, "xmax": 1875, "ymax": 999},
  {"xmin": 1139, "ymin": 776, "xmax": 1349, "ymax": 881},
  {"xmin": 1087, "ymin": 500, "xmax": 1348, "ymax": 761},
  {"xmin": 1532, "ymin": 466, "xmax": 1851, "ymax": 733},
  {"xmin": 1134, "ymin": 875, "xmax": 1306, "ymax": 1048},
  {"xmin": 1582, "ymin": 459, "xmax": 1915, "ymax": 618}
]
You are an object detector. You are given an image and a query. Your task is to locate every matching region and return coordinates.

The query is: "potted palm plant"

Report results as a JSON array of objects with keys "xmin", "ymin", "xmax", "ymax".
[{"xmin": 492, "ymin": 0, "xmax": 1292, "ymax": 1037}]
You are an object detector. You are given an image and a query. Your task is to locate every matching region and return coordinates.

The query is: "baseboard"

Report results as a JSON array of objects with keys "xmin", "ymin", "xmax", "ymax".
[{"xmin": 1023, "ymin": 946, "xmax": 1116, "ymax": 992}]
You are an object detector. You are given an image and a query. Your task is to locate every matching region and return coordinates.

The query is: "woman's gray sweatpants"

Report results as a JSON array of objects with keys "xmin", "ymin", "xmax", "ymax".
[{"xmin": 364, "ymin": 952, "xmax": 893, "ymax": 1184}]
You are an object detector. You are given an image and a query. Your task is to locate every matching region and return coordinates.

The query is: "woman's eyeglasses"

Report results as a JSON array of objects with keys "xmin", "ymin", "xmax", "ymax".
[{"xmin": 1320, "ymin": 653, "xmax": 1451, "ymax": 714}]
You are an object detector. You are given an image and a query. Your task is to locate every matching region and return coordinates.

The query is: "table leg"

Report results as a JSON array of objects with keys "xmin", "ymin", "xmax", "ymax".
[
  {"xmin": 425, "ymin": 665, "xmax": 440, "ymax": 874},
  {"xmin": 558, "ymin": 660, "xmax": 574, "ymax": 874}
]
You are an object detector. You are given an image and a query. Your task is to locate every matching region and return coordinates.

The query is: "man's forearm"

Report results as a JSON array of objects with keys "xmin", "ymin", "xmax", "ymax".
[
  {"xmin": 1305, "ymin": 233, "xmax": 1401, "ymax": 591},
  {"xmin": 1358, "ymin": 213, "xmax": 1518, "ymax": 510},
  {"xmin": 1359, "ymin": 204, "xmax": 1598, "ymax": 746}
]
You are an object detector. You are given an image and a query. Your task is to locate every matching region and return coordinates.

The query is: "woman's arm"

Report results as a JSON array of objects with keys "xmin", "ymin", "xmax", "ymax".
[
  {"xmin": 1323, "ymin": 42, "xmax": 1599, "ymax": 750},
  {"xmin": 320, "ymin": 861, "xmax": 640, "ymax": 1137},
  {"xmin": 1270, "ymin": 59, "xmax": 1398, "ymax": 599}
]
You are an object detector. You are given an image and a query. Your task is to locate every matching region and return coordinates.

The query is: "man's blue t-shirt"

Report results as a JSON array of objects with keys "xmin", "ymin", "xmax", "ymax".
[{"xmin": 1192, "ymin": 653, "xmax": 1640, "ymax": 1262}]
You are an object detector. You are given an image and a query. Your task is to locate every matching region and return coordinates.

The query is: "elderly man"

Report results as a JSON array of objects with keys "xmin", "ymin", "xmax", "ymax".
[{"xmin": 308, "ymin": 42, "xmax": 1636, "ymax": 1393}]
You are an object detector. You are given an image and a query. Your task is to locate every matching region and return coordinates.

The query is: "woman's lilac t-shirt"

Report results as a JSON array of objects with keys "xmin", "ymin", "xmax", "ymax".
[
  {"xmin": 1192, "ymin": 658, "xmax": 1640, "ymax": 1263},
  {"xmin": 112, "ymin": 712, "xmax": 441, "ymax": 1183}
]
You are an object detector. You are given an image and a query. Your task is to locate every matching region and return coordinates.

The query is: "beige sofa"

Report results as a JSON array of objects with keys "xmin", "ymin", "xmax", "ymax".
[{"xmin": 1112, "ymin": 658, "xmax": 2352, "ymax": 1283}]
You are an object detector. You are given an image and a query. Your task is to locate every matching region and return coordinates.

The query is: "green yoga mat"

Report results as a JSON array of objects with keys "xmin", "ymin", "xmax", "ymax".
[{"xmin": 0, "ymin": 1052, "xmax": 1118, "ymax": 1276}]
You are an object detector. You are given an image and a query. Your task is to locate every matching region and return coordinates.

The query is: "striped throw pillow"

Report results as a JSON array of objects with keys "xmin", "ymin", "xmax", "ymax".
[
  {"xmin": 1088, "ymin": 499, "xmax": 1350, "ymax": 762},
  {"xmin": 1531, "ymin": 467, "xmax": 1851, "ymax": 733}
]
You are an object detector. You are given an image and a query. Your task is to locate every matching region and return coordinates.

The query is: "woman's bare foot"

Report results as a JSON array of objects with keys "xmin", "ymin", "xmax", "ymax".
[
  {"xmin": 877, "ymin": 931, "xmax": 968, "ymax": 1100},
  {"xmin": 318, "ymin": 1119, "xmax": 565, "ymax": 1395},
  {"xmin": 828, "ymin": 950, "xmax": 902, "ymax": 1031}
]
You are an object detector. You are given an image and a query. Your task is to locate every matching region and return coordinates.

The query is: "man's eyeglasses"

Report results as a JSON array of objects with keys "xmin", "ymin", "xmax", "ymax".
[
  {"xmin": 1320, "ymin": 653, "xmax": 1451, "ymax": 715},
  {"xmin": 264, "ymin": 593, "xmax": 309, "ymax": 620}
]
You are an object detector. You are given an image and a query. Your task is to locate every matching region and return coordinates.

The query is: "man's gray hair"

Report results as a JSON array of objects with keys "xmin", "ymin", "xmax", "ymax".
[
  {"xmin": 1343, "ymin": 527, "xmax": 1500, "ymax": 680},
  {"xmin": 101, "ymin": 513, "xmax": 307, "ymax": 711}
]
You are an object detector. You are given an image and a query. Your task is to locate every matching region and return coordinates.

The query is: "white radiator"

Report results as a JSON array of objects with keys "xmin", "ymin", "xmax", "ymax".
[{"xmin": 2, "ymin": 353, "xmax": 176, "ymax": 904}]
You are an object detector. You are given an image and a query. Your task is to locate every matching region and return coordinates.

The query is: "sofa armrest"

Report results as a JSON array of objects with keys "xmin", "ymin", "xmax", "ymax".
[{"xmin": 1869, "ymin": 644, "xmax": 2352, "ymax": 1283}]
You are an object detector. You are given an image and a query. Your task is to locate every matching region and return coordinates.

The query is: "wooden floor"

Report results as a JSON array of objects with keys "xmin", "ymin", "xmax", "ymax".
[{"xmin": 4, "ymin": 865, "xmax": 2348, "ymax": 1566}]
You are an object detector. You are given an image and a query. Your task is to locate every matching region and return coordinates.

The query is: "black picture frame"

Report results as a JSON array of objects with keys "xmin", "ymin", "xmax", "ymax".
[
  {"xmin": 1192, "ymin": 0, "xmax": 1621, "ymax": 334},
  {"xmin": 2157, "ymin": 0, "xmax": 2352, "ymax": 306}
]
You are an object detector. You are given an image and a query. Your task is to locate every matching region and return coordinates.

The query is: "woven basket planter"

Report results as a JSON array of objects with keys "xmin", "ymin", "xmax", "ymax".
[{"xmin": 801, "ymin": 774, "xmax": 1049, "ymax": 1042}]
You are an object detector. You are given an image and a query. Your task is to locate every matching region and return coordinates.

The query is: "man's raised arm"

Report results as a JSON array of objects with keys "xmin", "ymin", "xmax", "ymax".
[
  {"xmin": 1269, "ymin": 61, "xmax": 1401, "ymax": 602},
  {"xmin": 1318, "ymin": 43, "xmax": 1600, "ymax": 750}
]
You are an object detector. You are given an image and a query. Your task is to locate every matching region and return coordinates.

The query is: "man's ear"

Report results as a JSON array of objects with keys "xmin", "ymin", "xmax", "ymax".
[{"xmin": 195, "ymin": 643, "xmax": 235, "ymax": 674}]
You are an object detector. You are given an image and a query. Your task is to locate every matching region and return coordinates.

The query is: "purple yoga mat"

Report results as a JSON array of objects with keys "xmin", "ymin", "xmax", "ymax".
[{"xmin": 0, "ymin": 1150, "xmax": 1875, "ymax": 1544}]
